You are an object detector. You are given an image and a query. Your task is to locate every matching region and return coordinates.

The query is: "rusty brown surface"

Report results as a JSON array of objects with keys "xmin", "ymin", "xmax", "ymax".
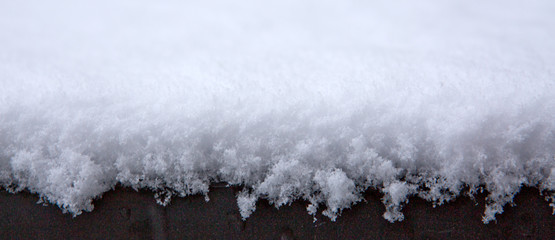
[{"xmin": 1, "ymin": 186, "xmax": 553, "ymax": 239}]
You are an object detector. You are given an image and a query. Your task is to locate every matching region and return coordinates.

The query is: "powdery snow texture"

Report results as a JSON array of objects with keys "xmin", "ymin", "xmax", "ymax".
[{"xmin": 1, "ymin": 0, "xmax": 554, "ymax": 223}]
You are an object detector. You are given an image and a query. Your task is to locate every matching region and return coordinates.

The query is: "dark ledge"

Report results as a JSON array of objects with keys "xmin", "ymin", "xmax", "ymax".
[{"xmin": 1, "ymin": 186, "xmax": 553, "ymax": 239}]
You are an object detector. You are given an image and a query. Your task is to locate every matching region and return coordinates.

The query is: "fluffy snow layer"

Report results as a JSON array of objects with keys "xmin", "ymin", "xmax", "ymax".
[{"xmin": 1, "ymin": 0, "xmax": 554, "ymax": 223}]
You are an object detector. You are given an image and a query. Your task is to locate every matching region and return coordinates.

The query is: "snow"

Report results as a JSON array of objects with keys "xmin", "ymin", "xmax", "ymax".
[{"xmin": 1, "ymin": 0, "xmax": 554, "ymax": 223}]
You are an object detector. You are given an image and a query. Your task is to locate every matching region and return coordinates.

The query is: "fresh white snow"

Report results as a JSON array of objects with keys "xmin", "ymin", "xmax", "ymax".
[{"xmin": 1, "ymin": 0, "xmax": 554, "ymax": 223}]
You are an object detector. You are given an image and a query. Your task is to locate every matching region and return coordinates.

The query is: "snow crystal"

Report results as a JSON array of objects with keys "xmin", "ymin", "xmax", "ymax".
[{"xmin": 1, "ymin": 0, "xmax": 554, "ymax": 223}]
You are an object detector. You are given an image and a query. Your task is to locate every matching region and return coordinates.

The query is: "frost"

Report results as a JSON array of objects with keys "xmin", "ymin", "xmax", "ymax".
[
  {"xmin": 10, "ymin": 149, "xmax": 111, "ymax": 215},
  {"xmin": 314, "ymin": 169, "xmax": 361, "ymax": 221},
  {"xmin": 1, "ymin": 0, "xmax": 555, "ymax": 223},
  {"xmin": 382, "ymin": 181, "xmax": 418, "ymax": 222},
  {"xmin": 237, "ymin": 190, "xmax": 258, "ymax": 220}
]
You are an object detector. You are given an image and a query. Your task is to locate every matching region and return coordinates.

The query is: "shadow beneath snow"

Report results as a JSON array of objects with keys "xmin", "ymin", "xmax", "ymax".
[{"xmin": 0, "ymin": 186, "xmax": 553, "ymax": 240}]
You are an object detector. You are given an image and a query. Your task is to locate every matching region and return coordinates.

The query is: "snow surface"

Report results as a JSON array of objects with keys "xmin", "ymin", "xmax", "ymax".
[{"xmin": 1, "ymin": 0, "xmax": 554, "ymax": 223}]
